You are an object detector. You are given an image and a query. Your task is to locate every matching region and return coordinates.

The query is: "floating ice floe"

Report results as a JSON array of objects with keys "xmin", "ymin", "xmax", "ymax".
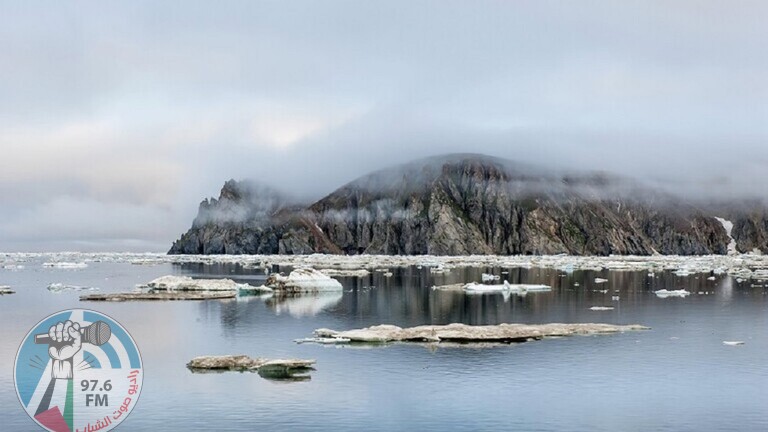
[
  {"xmin": 654, "ymin": 289, "xmax": 691, "ymax": 298},
  {"xmin": 589, "ymin": 306, "xmax": 614, "ymax": 311},
  {"xmin": 481, "ymin": 273, "xmax": 500, "ymax": 282},
  {"xmin": 47, "ymin": 283, "xmax": 99, "ymax": 293},
  {"xmin": 429, "ymin": 264, "xmax": 451, "ymax": 274},
  {"xmin": 316, "ymin": 268, "xmax": 370, "ymax": 277},
  {"xmin": 294, "ymin": 337, "xmax": 352, "ymax": 344},
  {"xmin": 0, "ymin": 285, "xmax": 14, "ymax": 295},
  {"xmin": 141, "ymin": 275, "xmax": 269, "ymax": 292},
  {"xmin": 723, "ymin": 341, "xmax": 745, "ymax": 346},
  {"xmin": 594, "ymin": 278, "xmax": 608, "ymax": 284},
  {"xmin": 265, "ymin": 268, "xmax": 343, "ymax": 293},
  {"xmin": 81, "ymin": 291, "xmax": 236, "ymax": 301},
  {"xmin": 186, "ymin": 355, "xmax": 315, "ymax": 379},
  {"xmin": 2, "ymin": 264, "xmax": 24, "ymax": 270},
  {"xmin": 304, "ymin": 323, "xmax": 649, "ymax": 345},
  {"xmin": 43, "ymin": 262, "xmax": 88, "ymax": 269},
  {"xmin": 463, "ymin": 280, "xmax": 551, "ymax": 294}
]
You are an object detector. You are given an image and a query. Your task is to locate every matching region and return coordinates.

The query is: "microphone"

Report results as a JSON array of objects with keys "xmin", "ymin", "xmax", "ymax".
[{"xmin": 34, "ymin": 321, "xmax": 112, "ymax": 346}]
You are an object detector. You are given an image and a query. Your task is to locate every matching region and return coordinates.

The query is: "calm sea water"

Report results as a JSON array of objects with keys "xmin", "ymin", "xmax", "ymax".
[{"xmin": 1, "ymin": 257, "xmax": 767, "ymax": 431}]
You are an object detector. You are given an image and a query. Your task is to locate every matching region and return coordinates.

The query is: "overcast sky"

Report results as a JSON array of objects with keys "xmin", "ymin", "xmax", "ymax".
[{"xmin": 1, "ymin": 1, "xmax": 767, "ymax": 252}]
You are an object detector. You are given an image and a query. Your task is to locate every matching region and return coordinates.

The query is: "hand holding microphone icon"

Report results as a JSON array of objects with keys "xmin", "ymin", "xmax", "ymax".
[{"xmin": 34, "ymin": 320, "xmax": 112, "ymax": 379}]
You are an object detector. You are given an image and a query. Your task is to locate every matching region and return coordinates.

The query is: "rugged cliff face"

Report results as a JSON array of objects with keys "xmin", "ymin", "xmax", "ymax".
[
  {"xmin": 169, "ymin": 154, "xmax": 760, "ymax": 256},
  {"xmin": 169, "ymin": 180, "xmax": 341, "ymax": 255}
]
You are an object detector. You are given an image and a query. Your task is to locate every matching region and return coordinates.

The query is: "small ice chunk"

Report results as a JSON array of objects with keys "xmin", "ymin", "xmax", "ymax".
[
  {"xmin": 589, "ymin": 306, "xmax": 614, "ymax": 311},
  {"xmin": 654, "ymin": 289, "xmax": 691, "ymax": 298},
  {"xmin": 594, "ymin": 278, "xmax": 608, "ymax": 284},
  {"xmin": 294, "ymin": 337, "xmax": 351, "ymax": 344},
  {"xmin": 317, "ymin": 268, "xmax": 370, "ymax": 277},
  {"xmin": 0, "ymin": 285, "xmax": 14, "ymax": 295},
  {"xmin": 47, "ymin": 283, "xmax": 99, "ymax": 293},
  {"xmin": 481, "ymin": 273, "xmax": 500, "ymax": 282},
  {"xmin": 43, "ymin": 262, "xmax": 88, "ymax": 269},
  {"xmin": 723, "ymin": 341, "xmax": 745, "ymax": 346}
]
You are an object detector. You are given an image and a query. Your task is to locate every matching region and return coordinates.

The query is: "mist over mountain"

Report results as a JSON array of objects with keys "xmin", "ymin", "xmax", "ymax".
[{"xmin": 169, "ymin": 154, "xmax": 767, "ymax": 256}]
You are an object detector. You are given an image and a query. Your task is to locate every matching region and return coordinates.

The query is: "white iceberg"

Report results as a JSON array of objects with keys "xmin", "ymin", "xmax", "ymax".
[
  {"xmin": 265, "ymin": 268, "xmax": 343, "ymax": 292},
  {"xmin": 654, "ymin": 289, "xmax": 691, "ymax": 298}
]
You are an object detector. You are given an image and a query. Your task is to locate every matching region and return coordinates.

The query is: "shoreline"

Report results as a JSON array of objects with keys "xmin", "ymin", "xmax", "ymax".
[{"xmin": 2, "ymin": 252, "xmax": 768, "ymax": 281}]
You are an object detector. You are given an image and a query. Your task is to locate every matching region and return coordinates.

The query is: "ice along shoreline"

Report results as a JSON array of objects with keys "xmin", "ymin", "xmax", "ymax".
[{"xmin": 4, "ymin": 252, "xmax": 768, "ymax": 281}]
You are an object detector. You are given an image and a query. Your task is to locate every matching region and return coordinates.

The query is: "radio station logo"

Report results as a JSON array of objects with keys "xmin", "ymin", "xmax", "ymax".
[{"xmin": 14, "ymin": 309, "xmax": 143, "ymax": 432}]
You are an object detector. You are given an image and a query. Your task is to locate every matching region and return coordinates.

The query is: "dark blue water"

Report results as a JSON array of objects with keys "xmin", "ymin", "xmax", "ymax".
[{"xmin": 1, "ymin": 257, "xmax": 766, "ymax": 431}]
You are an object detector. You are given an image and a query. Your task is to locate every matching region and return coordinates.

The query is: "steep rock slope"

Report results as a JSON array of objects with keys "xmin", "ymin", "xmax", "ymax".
[{"xmin": 170, "ymin": 154, "xmax": 737, "ymax": 255}]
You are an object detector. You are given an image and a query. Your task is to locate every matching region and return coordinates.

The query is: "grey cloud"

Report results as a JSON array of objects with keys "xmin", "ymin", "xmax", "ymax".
[{"xmin": 0, "ymin": 1, "xmax": 767, "ymax": 251}]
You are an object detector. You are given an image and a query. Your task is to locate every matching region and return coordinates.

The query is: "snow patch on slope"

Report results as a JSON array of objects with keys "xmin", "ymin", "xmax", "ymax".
[{"xmin": 715, "ymin": 217, "xmax": 738, "ymax": 255}]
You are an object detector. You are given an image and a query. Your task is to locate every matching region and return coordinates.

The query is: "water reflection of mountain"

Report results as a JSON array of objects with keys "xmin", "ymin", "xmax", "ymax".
[
  {"xmin": 188, "ymin": 263, "xmax": 759, "ymax": 331},
  {"xmin": 308, "ymin": 266, "xmax": 752, "ymax": 326}
]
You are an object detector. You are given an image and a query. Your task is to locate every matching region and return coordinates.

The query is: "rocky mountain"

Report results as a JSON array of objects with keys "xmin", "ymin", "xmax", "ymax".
[{"xmin": 169, "ymin": 154, "xmax": 767, "ymax": 255}]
